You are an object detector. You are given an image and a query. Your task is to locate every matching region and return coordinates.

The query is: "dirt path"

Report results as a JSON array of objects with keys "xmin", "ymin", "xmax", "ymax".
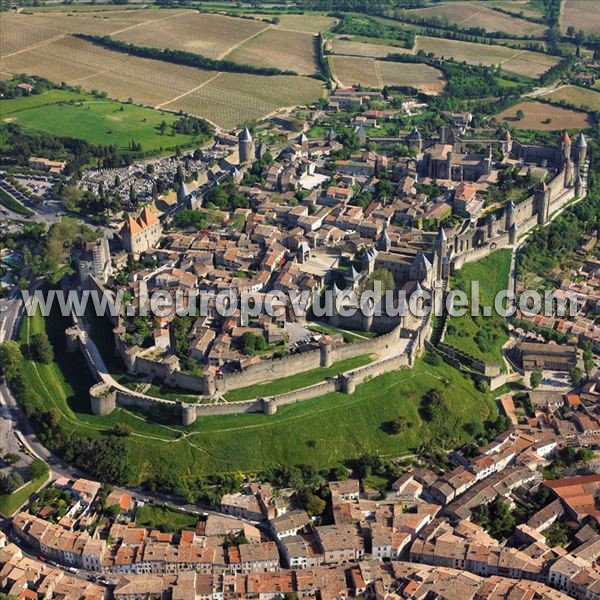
[
  {"xmin": 1, "ymin": 34, "xmax": 66, "ymax": 60},
  {"xmin": 155, "ymin": 72, "xmax": 222, "ymax": 109},
  {"xmin": 216, "ymin": 23, "xmax": 271, "ymax": 61},
  {"xmin": 108, "ymin": 10, "xmax": 190, "ymax": 36}
]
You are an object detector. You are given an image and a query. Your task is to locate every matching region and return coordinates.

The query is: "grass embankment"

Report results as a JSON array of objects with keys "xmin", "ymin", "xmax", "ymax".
[
  {"xmin": 19, "ymin": 304, "xmax": 497, "ymax": 477},
  {"xmin": 0, "ymin": 188, "xmax": 34, "ymax": 217},
  {"xmin": 223, "ymin": 354, "xmax": 372, "ymax": 402},
  {"xmin": 0, "ymin": 89, "xmax": 209, "ymax": 154},
  {"xmin": 444, "ymin": 249, "xmax": 512, "ymax": 367},
  {"xmin": 307, "ymin": 322, "xmax": 378, "ymax": 342},
  {"xmin": 135, "ymin": 504, "xmax": 198, "ymax": 532},
  {"xmin": 0, "ymin": 474, "xmax": 48, "ymax": 517}
]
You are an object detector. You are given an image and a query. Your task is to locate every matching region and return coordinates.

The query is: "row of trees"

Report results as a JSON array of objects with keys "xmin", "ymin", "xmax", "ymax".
[
  {"xmin": 77, "ymin": 34, "xmax": 297, "ymax": 77},
  {"xmin": 0, "ymin": 339, "xmax": 136, "ymax": 487}
]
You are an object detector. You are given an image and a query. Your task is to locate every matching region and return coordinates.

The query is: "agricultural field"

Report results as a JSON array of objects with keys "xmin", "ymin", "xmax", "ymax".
[
  {"xmin": 113, "ymin": 11, "xmax": 269, "ymax": 60},
  {"xmin": 331, "ymin": 38, "xmax": 410, "ymax": 59},
  {"xmin": 561, "ymin": 0, "xmax": 600, "ymax": 35},
  {"xmin": 0, "ymin": 9, "xmax": 187, "ymax": 56},
  {"xmin": 403, "ymin": 2, "xmax": 547, "ymax": 36},
  {"xmin": 0, "ymin": 89, "xmax": 206, "ymax": 153},
  {"xmin": 540, "ymin": 85, "xmax": 600, "ymax": 111},
  {"xmin": 495, "ymin": 100, "xmax": 592, "ymax": 130},
  {"xmin": 263, "ymin": 13, "xmax": 337, "ymax": 33},
  {"xmin": 0, "ymin": 37, "xmax": 323, "ymax": 129},
  {"xmin": 223, "ymin": 28, "xmax": 318, "ymax": 75},
  {"xmin": 165, "ymin": 72, "xmax": 323, "ymax": 129},
  {"xmin": 415, "ymin": 36, "xmax": 560, "ymax": 78},
  {"xmin": 485, "ymin": 0, "xmax": 544, "ymax": 19},
  {"xmin": 20, "ymin": 306, "xmax": 498, "ymax": 477},
  {"xmin": 331, "ymin": 55, "xmax": 445, "ymax": 94}
]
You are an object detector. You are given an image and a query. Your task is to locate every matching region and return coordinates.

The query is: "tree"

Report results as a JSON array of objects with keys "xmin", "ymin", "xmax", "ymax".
[
  {"xmin": 231, "ymin": 213, "xmax": 245, "ymax": 232},
  {"xmin": 569, "ymin": 366, "xmax": 584, "ymax": 386},
  {"xmin": 583, "ymin": 348, "xmax": 594, "ymax": 375},
  {"xmin": 3, "ymin": 453, "xmax": 20, "ymax": 466},
  {"xmin": 61, "ymin": 185, "xmax": 84, "ymax": 211},
  {"xmin": 300, "ymin": 489, "xmax": 326, "ymax": 516},
  {"xmin": 544, "ymin": 521, "xmax": 568, "ymax": 547},
  {"xmin": 0, "ymin": 470, "xmax": 23, "ymax": 495},
  {"xmin": 0, "ymin": 341, "xmax": 23, "ymax": 382},
  {"xmin": 389, "ymin": 416, "xmax": 408, "ymax": 435},
  {"xmin": 366, "ymin": 268, "xmax": 395, "ymax": 296},
  {"xmin": 329, "ymin": 465, "xmax": 349, "ymax": 481},
  {"xmin": 475, "ymin": 379, "xmax": 489, "ymax": 393},
  {"xmin": 106, "ymin": 504, "xmax": 121, "ymax": 518},
  {"xmin": 30, "ymin": 332, "xmax": 54, "ymax": 364},
  {"xmin": 530, "ymin": 370, "xmax": 542, "ymax": 389},
  {"xmin": 472, "ymin": 499, "xmax": 515, "ymax": 541},
  {"xmin": 420, "ymin": 389, "xmax": 446, "ymax": 421},
  {"xmin": 113, "ymin": 423, "xmax": 132, "ymax": 437},
  {"xmin": 240, "ymin": 332, "xmax": 267, "ymax": 356},
  {"xmin": 28, "ymin": 459, "xmax": 49, "ymax": 480},
  {"xmin": 515, "ymin": 109, "xmax": 525, "ymax": 121}
]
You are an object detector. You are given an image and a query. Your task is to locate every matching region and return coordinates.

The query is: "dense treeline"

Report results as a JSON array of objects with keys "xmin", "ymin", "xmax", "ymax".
[
  {"xmin": 392, "ymin": 10, "xmax": 543, "ymax": 41},
  {"xmin": 0, "ymin": 74, "xmax": 54, "ymax": 98},
  {"xmin": 299, "ymin": 0, "xmax": 426, "ymax": 12},
  {"xmin": 171, "ymin": 114, "xmax": 212, "ymax": 136},
  {"xmin": 412, "ymin": 26, "xmax": 548, "ymax": 52},
  {"xmin": 76, "ymin": 34, "xmax": 297, "ymax": 77},
  {"xmin": 1, "ymin": 114, "xmax": 212, "ymax": 175},
  {"xmin": 489, "ymin": 5, "xmax": 546, "ymax": 26},
  {"xmin": 538, "ymin": 56, "xmax": 575, "ymax": 86},
  {"xmin": 0, "ymin": 335, "xmax": 135, "ymax": 486},
  {"xmin": 542, "ymin": 0, "xmax": 561, "ymax": 27},
  {"xmin": 0, "ymin": 123, "xmax": 134, "ymax": 173},
  {"xmin": 316, "ymin": 33, "xmax": 333, "ymax": 86}
]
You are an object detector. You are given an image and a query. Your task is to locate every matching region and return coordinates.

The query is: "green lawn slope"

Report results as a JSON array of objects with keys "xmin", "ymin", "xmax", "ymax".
[
  {"xmin": 444, "ymin": 249, "xmax": 512, "ymax": 367},
  {"xmin": 1, "ymin": 89, "xmax": 208, "ymax": 154},
  {"xmin": 18, "ymin": 305, "xmax": 498, "ymax": 479}
]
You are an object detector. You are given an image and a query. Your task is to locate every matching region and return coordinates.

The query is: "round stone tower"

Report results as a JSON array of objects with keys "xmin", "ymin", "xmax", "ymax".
[
  {"xmin": 319, "ymin": 339, "xmax": 333, "ymax": 368},
  {"xmin": 239, "ymin": 127, "xmax": 255, "ymax": 164},
  {"xmin": 180, "ymin": 402, "xmax": 197, "ymax": 426},
  {"xmin": 89, "ymin": 382, "xmax": 117, "ymax": 416}
]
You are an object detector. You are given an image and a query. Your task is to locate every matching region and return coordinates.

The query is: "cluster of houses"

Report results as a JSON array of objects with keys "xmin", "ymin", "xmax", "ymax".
[
  {"xmin": 71, "ymin": 84, "xmax": 589, "ymax": 385},
  {"xmin": 516, "ymin": 250, "xmax": 600, "ymax": 353},
  {"xmin": 5, "ymin": 375, "xmax": 600, "ymax": 599}
]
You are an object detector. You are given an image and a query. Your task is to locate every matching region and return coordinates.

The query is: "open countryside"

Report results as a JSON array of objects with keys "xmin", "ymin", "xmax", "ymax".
[
  {"xmin": 0, "ymin": 36, "xmax": 324, "ymax": 129},
  {"xmin": 495, "ymin": 100, "xmax": 593, "ymax": 130},
  {"xmin": 1, "ymin": 89, "xmax": 208, "ymax": 152},
  {"xmin": 404, "ymin": 2, "xmax": 548, "ymax": 36},
  {"xmin": 331, "ymin": 55, "xmax": 446, "ymax": 93},
  {"xmin": 540, "ymin": 84, "xmax": 600, "ymax": 111}
]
